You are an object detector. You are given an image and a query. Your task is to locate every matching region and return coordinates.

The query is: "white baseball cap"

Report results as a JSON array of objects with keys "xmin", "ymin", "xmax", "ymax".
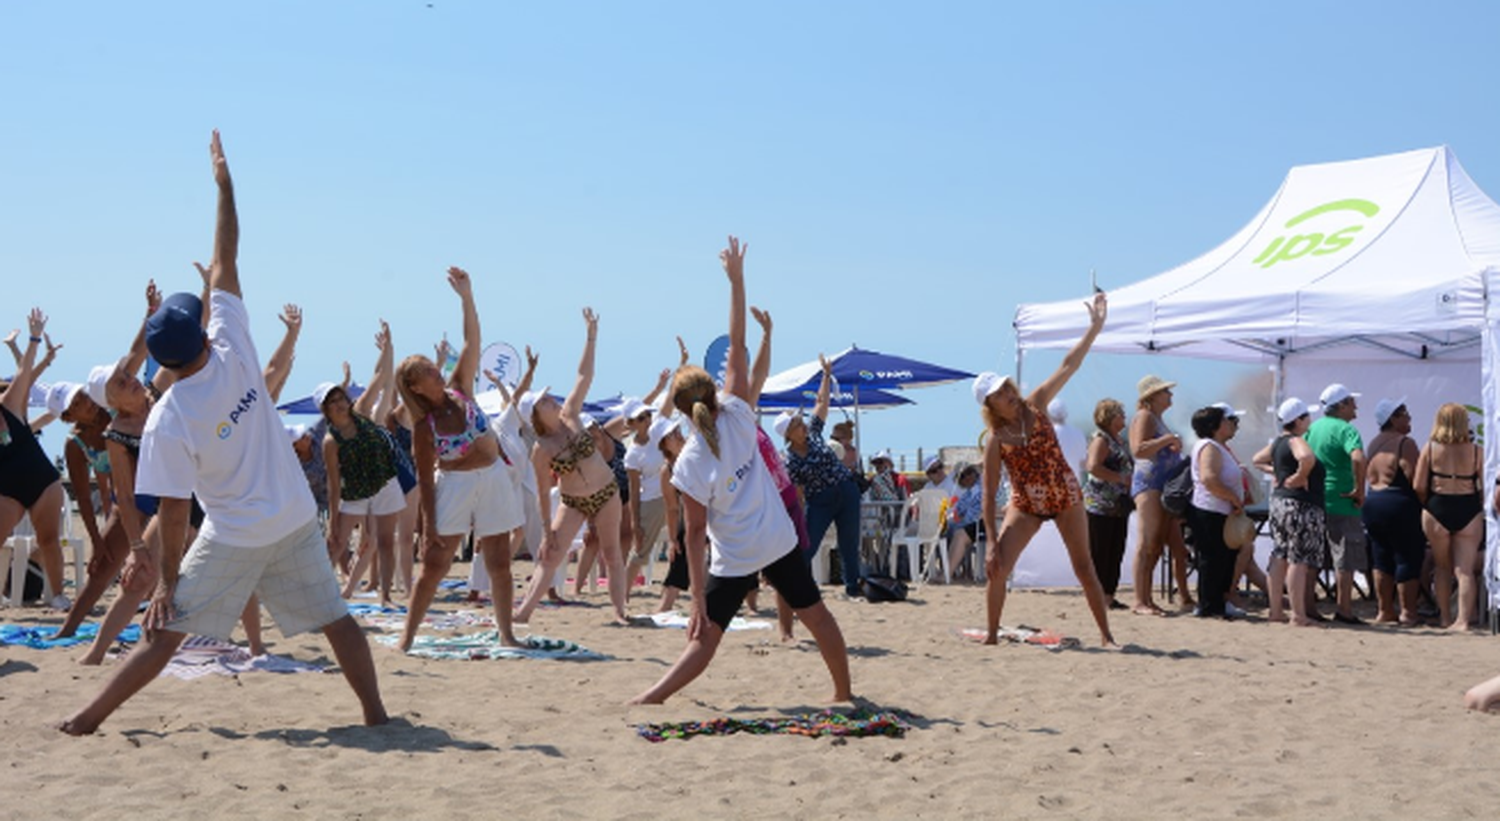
[
  {"xmin": 312, "ymin": 382, "xmax": 340, "ymax": 410},
  {"xmin": 619, "ymin": 397, "xmax": 652, "ymax": 421},
  {"xmin": 648, "ymin": 413, "xmax": 680, "ymax": 443},
  {"xmin": 923, "ymin": 456, "xmax": 943, "ymax": 473},
  {"xmin": 972, "ymin": 372, "xmax": 1016, "ymax": 406},
  {"xmin": 1374, "ymin": 397, "xmax": 1408, "ymax": 428},
  {"xmin": 772, "ymin": 410, "xmax": 801, "ymax": 439},
  {"xmin": 85, "ymin": 364, "xmax": 113, "ymax": 408},
  {"xmin": 517, "ymin": 387, "xmax": 552, "ymax": 426},
  {"xmin": 1277, "ymin": 397, "xmax": 1319, "ymax": 425},
  {"xmin": 1319, "ymin": 383, "xmax": 1360, "ymax": 408},
  {"xmin": 44, "ymin": 382, "xmax": 84, "ymax": 417},
  {"xmin": 871, "ymin": 449, "xmax": 893, "ymax": 464},
  {"xmin": 285, "ymin": 423, "xmax": 309, "ymax": 441},
  {"xmin": 1211, "ymin": 401, "xmax": 1246, "ymax": 420},
  {"xmin": 1045, "ymin": 398, "xmax": 1067, "ymax": 423}
]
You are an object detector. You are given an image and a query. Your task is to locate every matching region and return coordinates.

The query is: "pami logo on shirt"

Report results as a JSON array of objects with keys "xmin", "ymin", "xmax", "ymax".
[
  {"xmin": 726, "ymin": 455, "xmax": 755, "ymax": 494},
  {"xmin": 218, "ymin": 387, "xmax": 259, "ymax": 440}
]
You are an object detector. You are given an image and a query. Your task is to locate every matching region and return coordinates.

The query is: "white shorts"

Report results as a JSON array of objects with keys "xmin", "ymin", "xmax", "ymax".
[
  {"xmin": 434, "ymin": 459, "xmax": 524, "ymax": 538},
  {"xmin": 339, "ymin": 476, "xmax": 407, "ymax": 517},
  {"xmin": 169, "ymin": 519, "xmax": 348, "ymax": 640}
]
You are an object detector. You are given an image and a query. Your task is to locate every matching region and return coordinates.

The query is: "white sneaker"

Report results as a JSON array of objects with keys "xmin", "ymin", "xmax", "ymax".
[
  {"xmin": 1225, "ymin": 602, "xmax": 1248, "ymax": 618},
  {"xmin": 49, "ymin": 594, "xmax": 71, "ymax": 612}
]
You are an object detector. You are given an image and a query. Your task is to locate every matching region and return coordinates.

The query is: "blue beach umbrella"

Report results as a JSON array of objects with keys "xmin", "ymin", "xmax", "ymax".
[{"xmin": 756, "ymin": 385, "xmax": 913, "ymax": 411}]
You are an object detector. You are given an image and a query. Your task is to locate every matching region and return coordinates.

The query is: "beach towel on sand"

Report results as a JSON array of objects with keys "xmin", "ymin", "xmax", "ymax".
[
  {"xmin": 379, "ymin": 631, "xmax": 605, "ymax": 660},
  {"xmin": 110, "ymin": 635, "xmax": 328, "ymax": 680},
  {"xmin": 647, "ymin": 612, "xmax": 772, "ymax": 632},
  {"xmin": 958, "ymin": 626, "xmax": 1081, "ymax": 650},
  {"xmin": 0, "ymin": 622, "xmax": 140, "ymax": 649},
  {"xmin": 637, "ymin": 709, "xmax": 910, "ymax": 743}
]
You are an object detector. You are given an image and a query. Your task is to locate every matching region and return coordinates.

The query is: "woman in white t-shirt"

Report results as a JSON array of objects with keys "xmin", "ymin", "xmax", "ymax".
[{"xmin": 630, "ymin": 236, "xmax": 852, "ymax": 705}]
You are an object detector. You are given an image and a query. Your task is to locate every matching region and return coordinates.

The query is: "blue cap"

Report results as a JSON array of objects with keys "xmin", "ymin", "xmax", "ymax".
[{"xmin": 145, "ymin": 292, "xmax": 206, "ymax": 369}]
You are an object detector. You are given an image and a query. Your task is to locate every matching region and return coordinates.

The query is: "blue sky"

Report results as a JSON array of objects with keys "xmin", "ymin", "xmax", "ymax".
[{"xmin": 6, "ymin": 2, "xmax": 1500, "ymax": 466}]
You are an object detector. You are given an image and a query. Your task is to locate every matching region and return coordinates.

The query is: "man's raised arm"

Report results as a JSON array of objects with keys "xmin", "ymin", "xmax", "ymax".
[{"xmin": 208, "ymin": 130, "xmax": 240, "ymax": 297}]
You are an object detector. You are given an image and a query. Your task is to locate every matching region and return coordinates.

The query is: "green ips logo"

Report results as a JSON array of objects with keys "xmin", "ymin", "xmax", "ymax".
[{"xmin": 1251, "ymin": 198, "xmax": 1380, "ymax": 268}]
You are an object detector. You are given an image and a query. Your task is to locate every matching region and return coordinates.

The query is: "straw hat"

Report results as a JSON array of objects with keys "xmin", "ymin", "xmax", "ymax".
[{"xmin": 1136, "ymin": 375, "xmax": 1177, "ymax": 402}]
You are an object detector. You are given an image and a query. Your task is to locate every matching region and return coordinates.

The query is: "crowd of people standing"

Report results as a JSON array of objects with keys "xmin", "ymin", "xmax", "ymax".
[{"xmin": 3, "ymin": 133, "xmax": 1500, "ymax": 735}]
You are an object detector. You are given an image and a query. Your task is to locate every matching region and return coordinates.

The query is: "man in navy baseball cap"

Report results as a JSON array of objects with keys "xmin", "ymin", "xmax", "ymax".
[{"xmin": 144, "ymin": 292, "xmax": 207, "ymax": 369}]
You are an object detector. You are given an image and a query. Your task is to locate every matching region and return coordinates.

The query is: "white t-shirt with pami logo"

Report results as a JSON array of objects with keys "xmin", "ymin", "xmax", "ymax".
[
  {"xmin": 670, "ymin": 393, "xmax": 794, "ymax": 577},
  {"xmin": 136, "ymin": 290, "xmax": 317, "ymax": 547}
]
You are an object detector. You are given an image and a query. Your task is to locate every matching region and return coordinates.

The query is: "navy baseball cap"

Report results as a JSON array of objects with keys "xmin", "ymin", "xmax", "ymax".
[{"xmin": 145, "ymin": 292, "xmax": 206, "ymax": 369}]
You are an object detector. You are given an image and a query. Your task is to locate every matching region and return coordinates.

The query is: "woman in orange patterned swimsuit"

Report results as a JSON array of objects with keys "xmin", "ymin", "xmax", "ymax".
[{"xmin": 975, "ymin": 292, "xmax": 1115, "ymax": 646}]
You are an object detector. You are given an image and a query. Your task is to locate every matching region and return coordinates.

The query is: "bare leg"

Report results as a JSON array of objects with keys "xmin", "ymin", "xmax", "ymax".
[
  {"xmin": 60, "ymin": 630, "xmax": 189, "ymax": 735},
  {"xmin": 397, "ymin": 534, "xmax": 462, "ymax": 652},
  {"xmin": 1288, "ymin": 562, "xmax": 1317, "ymax": 627},
  {"xmin": 1267, "ymin": 555, "xmax": 1288, "ymax": 623},
  {"xmin": 1397, "ymin": 579, "xmax": 1421, "ymax": 625},
  {"xmin": 658, "ymin": 585, "xmax": 681, "ymax": 612},
  {"xmin": 395, "ymin": 490, "xmax": 417, "ymax": 594},
  {"xmin": 28, "ymin": 482, "xmax": 68, "ymax": 602},
  {"xmin": 775, "ymin": 591, "xmax": 794, "ymax": 641},
  {"xmin": 370, "ymin": 512, "xmax": 398, "ymax": 608},
  {"xmin": 947, "ymin": 528, "xmax": 974, "ymax": 582},
  {"xmin": 341, "ymin": 519, "xmax": 375, "ymax": 599},
  {"xmin": 983, "ymin": 508, "xmax": 1042, "ymax": 644},
  {"xmin": 796, "ymin": 600, "xmax": 853, "ymax": 700},
  {"xmin": 1164, "ymin": 519, "xmax": 1194, "ymax": 609},
  {"xmin": 241, "ymin": 595, "xmax": 265, "ymax": 655},
  {"xmin": 574, "ymin": 529, "xmax": 599, "ymax": 596},
  {"xmin": 629, "ymin": 620, "xmax": 723, "ymax": 704},
  {"xmin": 59, "ymin": 514, "xmax": 129, "ymax": 637},
  {"xmin": 1424, "ymin": 513, "xmax": 1454, "ymax": 627},
  {"xmin": 79, "ymin": 518, "xmax": 163, "ymax": 665},
  {"xmin": 591, "ymin": 495, "xmax": 630, "ymax": 622},
  {"xmin": 1373, "ymin": 570, "xmax": 1399, "ymax": 623},
  {"xmin": 320, "ymin": 615, "xmax": 389, "ymax": 726},
  {"xmin": 515, "ymin": 506, "xmax": 588, "ymax": 624},
  {"xmin": 1056, "ymin": 504, "xmax": 1115, "ymax": 645},
  {"xmin": 1450, "ymin": 515, "xmax": 1483, "ymax": 629},
  {"xmin": 1335, "ymin": 570, "xmax": 1356, "ymax": 619},
  {"xmin": 1131, "ymin": 492, "xmax": 1166, "ymax": 614},
  {"xmin": 479, "ymin": 532, "xmax": 522, "ymax": 646}
]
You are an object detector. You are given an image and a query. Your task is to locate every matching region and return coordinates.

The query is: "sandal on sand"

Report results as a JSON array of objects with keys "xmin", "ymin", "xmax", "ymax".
[{"xmin": 1132, "ymin": 604, "xmax": 1167, "ymax": 617}]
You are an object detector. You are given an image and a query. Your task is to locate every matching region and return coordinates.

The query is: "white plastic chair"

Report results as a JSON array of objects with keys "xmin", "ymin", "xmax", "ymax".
[{"xmin": 888, "ymin": 488, "xmax": 949, "ymax": 586}]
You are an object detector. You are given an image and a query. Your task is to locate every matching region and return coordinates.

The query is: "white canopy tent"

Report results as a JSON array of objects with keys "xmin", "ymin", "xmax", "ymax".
[{"xmin": 1009, "ymin": 146, "xmax": 1500, "ymax": 601}]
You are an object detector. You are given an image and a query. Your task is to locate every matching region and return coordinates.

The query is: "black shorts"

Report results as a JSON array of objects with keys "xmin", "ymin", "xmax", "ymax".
[{"xmin": 704, "ymin": 546, "xmax": 822, "ymax": 632}]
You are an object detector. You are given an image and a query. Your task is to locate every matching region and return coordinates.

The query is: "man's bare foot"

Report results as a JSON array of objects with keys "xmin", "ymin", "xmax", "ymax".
[
  {"xmin": 364, "ymin": 708, "xmax": 390, "ymax": 726},
  {"xmin": 780, "ymin": 632, "xmax": 796, "ymax": 643},
  {"xmin": 1267, "ymin": 614, "xmax": 1289, "ymax": 624},
  {"xmin": 830, "ymin": 690, "xmax": 854, "ymax": 703},
  {"xmin": 498, "ymin": 633, "xmax": 527, "ymax": 648},
  {"xmin": 1100, "ymin": 634, "xmax": 1118, "ymax": 647},
  {"xmin": 981, "ymin": 634, "xmax": 998, "ymax": 645}
]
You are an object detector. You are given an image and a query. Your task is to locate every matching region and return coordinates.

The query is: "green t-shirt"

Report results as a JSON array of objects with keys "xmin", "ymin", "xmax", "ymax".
[{"xmin": 1305, "ymin": 416, "xmax": 1365, "ymax": 517}]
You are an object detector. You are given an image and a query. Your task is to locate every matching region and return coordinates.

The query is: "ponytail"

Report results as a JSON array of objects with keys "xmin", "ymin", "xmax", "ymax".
[{"xmin": 692, "ymin": 400, "xmax": 720, "ymax": 459}]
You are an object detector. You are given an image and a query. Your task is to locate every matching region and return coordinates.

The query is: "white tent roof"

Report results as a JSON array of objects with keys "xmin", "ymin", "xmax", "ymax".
[{"xmin": 1015, "ymin": 146, "xmax": 1500, "ymax": 363}]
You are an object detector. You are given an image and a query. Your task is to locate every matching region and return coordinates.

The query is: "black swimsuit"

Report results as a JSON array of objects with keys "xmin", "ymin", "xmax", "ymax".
[
  {"xmin": 0, "ymin": 405, "xmax": 61, "ymax": 508},
  {"xmin": 1425, "ymin": 444, "xmax": 1482, "ymax": 534}
]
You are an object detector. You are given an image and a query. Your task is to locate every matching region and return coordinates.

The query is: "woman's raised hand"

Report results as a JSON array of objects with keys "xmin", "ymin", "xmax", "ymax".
[
  {"xmin": 27, "ymin": 307, "xmax": 47, "ymax": 338},
  {"xmin": 676, "ymin": 335, "xmax": 690, "ymax": 367},
  {"xmin": 280, "ymin": 304, "xmax": 303, "ymax": 332},
  {"xmin": 1085, "ymin": 291, "xmax": 1108, "ymax": 328},
  {"xmin": 525, "ymin": 345, "xmax": 539, "ymax": 372},
  {"xmin": 146, "ymin": 279, "xmax": 162, "ymax": 315},
  {"xmin": 446, "ymin": 266, "xmax": 473, "ymax": 297},
  {"xmin": 719, "ymin": 235, "xmax": 746, "ymax": 281},
  {"xmin": 750, "ymin": 306, "xmax": 772, "ymax": 334},
  {"xmin": 582, "ymin": 307, "xmax": 599, "ymax": 337},
  {"xmin": 819, "ymin": 353, "xmax": 832, "ymax": 375},
  {"xmin": 374, "ymin": 319, "xmax": 391, "ymax": 351}
]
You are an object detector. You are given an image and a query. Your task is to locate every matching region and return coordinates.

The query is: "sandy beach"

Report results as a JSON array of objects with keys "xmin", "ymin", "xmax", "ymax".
[{"xmin": 3, "ymin": 565, "xmax": 1497, "ymax": 820}]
